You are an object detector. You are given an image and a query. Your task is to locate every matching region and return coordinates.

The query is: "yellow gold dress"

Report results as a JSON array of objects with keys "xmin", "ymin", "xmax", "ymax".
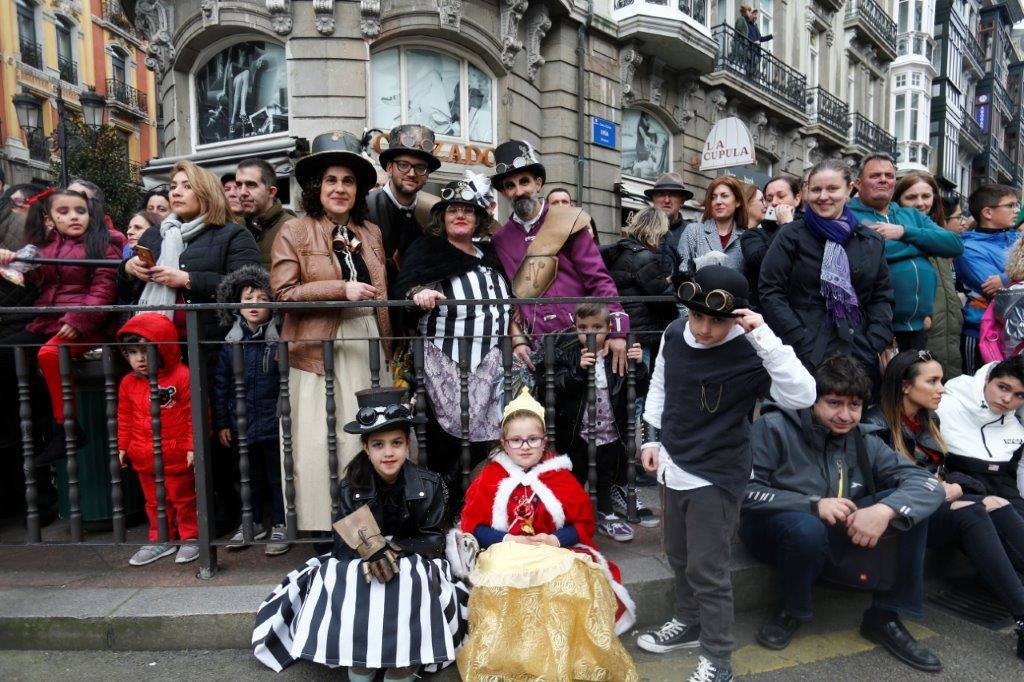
[{"xmin": 457, "ymin": 542, "xmax": 638, "ymax": 681}]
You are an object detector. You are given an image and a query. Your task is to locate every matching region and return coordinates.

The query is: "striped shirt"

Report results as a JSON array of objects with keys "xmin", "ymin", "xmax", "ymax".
[{"xmin": 419, "ymin": 254, "xmax": 512, "ymax": 371}]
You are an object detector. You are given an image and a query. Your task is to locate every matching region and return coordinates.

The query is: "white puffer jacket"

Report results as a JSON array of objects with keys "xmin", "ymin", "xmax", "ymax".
[{"xmin": 936, "ymin": 362, "xmax": 1024, "ymax": 496}]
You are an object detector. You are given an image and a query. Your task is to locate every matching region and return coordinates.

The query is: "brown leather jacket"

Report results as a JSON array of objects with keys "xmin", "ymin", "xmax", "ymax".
[{"xmin": 270, "ymin": 215, "xmax": 392, "ymax": 375}]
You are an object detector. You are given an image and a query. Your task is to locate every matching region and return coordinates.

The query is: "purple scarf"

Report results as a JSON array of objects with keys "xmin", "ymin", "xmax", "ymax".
[{"xmin": 803, "ymin": 206, "xmax": 861, "ymax": 326}]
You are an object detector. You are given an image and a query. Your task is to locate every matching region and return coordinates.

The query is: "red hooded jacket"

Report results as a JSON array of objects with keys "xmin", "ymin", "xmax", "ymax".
[
  {"xmin": 26, "ymin": 228, "xmax": 126, "ymax": 337},
  {"xmin": 116, "ymin": 313, "xmax": 194, "ymax": 473}
]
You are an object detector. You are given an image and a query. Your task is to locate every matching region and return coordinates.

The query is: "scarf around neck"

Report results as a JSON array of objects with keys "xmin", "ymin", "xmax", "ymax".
[
  {"xmin": 137, "ymin": 213, "xmax": 208, "ymax": 317},
  {"xmin": 803, "ymin": 206, "xmax": 861, "ymax": 326}
]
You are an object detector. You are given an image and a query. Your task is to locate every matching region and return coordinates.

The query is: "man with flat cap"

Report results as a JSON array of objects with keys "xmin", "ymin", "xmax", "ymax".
[
  {"xmin": 646, "ymin": 171, "xmax": 694, "ymax": 275},
  {"xmin": 490, "ymin": 139, "xmax": 631, "ymax": 373}
]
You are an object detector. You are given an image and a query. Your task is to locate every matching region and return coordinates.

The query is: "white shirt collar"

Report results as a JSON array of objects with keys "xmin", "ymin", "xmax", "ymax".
[
  {"xmin": 683, "ymin": 321, "xmax": 744, "ymax": 349},
  {"xmin": 383, "ymin": 181, "xmax": 417, "ymax": 210},
  {"xmin": 512, "ymin": 200, "xmax": 546, "ymax": 232}
]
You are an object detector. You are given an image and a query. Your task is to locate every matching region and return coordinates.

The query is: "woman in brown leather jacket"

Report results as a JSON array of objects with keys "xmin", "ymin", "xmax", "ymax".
[{"xmin": 270, "ymin": 131, "xmax": 393, "ymax": 531}]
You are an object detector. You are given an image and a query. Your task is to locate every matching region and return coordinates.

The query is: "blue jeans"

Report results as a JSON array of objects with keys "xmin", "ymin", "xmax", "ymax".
[{"xmin": 739, "ymin": 491, "xmax": 927, "ymax": 621}]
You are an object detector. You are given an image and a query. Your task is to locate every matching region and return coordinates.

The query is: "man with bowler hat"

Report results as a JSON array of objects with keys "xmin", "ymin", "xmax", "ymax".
[
  {"xmin": 489, "ymin": 140, "xmax": 631, "ymax": 373},
  {"xmin": 636, "ymin": 264, "xmax": 815, "ymax": 682},
  {"xmin": 645, "ymin": 171, "xmax": 694, "ymax": 274}
]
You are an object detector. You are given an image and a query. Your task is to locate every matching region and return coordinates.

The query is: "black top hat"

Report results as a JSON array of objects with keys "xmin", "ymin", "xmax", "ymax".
[
  {"xmin": 430, "ymin": 179, "xmax": 491, "ymax": 219},
  {"xmin": 294, "ymin": 131, "xmax": 378, "ymax": 190},
  {"xmin": 643, "ymin": 172, "xmax": 694, "ymax": 201},
  {"xmin": 343, "ymin": 387, "xmax": 426, "ymax": 435},
  {"xmin": 491, "ymin": 140, "xmax": 546, "ymax": 186},
  {"xmin": 378, "ymin": 125, "xmax": 442, "ymax": 173},
  {"xmin": 676, "ymin": 265, "xmax": 749, "ymax": 318}
]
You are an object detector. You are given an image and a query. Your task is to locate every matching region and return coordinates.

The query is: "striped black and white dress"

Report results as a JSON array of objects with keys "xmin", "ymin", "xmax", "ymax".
[{"xmin": 252, "ymin": 553, "xmax": 469, "ymax": 672}]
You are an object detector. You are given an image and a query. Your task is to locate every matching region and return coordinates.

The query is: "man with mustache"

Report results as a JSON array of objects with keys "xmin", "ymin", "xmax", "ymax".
[{"xmin": 490, "ymin": 140, "xmax": 630, "ymax": 373}]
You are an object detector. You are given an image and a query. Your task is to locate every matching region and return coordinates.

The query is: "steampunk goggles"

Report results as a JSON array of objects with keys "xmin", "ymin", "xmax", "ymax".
[{"xmin": 676, "ymin": 281, "xmax": 735, "ymax": 312}]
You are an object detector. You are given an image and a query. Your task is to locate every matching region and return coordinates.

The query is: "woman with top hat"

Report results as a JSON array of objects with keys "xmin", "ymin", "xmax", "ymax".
[
  {"xmin": 393, "ymin": 178, "xmax": 521, "ymax": 506},
  {"xmin": 253, "ymin": 387, "xmax": 466, "ymax": 679},
  {"xmin": 270, "ymin": 131, "xmax": 393, "ymax": 532},
  {"xmin": 457, "ymin": 387, "xmax": 637, "ymax": 681}
]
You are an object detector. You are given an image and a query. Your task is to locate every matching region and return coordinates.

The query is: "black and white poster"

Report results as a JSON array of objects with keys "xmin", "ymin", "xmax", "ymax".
[{"xmin": 621, "ymin": 110, "xmax": 670, "ymax": 181}]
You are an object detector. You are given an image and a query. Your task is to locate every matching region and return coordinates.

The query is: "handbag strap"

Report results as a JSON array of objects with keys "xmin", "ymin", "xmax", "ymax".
[{"xmin": 853, "ymin": 427, "xmax": 876, "ymax": 496}]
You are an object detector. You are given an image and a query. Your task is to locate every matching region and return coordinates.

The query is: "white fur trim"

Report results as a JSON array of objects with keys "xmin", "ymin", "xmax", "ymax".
[
  {"xmin": 490, "ymin": 454, "xmax": 573, "ymax": 531},
  {"xmin": 571, "ymin": 544, "xmax": 638, "ymax": 635}
]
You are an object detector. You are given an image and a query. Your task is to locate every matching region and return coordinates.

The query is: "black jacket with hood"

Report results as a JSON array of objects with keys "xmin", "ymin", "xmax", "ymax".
[
  {"xmin": 743, "ymin": 404, "xmax": 944, "ymax": 529},
  {"xmin": 600, "ymin": 237, "xmax": 676, "ymax": 348}
]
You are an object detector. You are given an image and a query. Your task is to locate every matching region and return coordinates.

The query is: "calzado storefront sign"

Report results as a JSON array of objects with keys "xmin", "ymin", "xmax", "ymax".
[
  {"xmin": 700, "ymin": 117, "xmax": 756, "ymax": 171},
  {"xmin": 371, "ymin": 133, "xmax": 495, "ymax": 167}
]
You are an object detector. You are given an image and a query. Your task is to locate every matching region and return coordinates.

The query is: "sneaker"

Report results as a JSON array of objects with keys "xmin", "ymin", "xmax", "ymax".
[
  {"xmin": 687, "ymin": 655, "xmax": 733, "ymax": 682},
  {"xmin": 611, "ymin": 485, "xmax": 660, "ymax": 528},
  {"xmin": 264, "ymin": 525, "xmax": 290, "ymax": 556},
  {"xmin": 175, "ymin": 544, "xmax": 200, "ymax": 563},
  {"xmin": 226, "ymin": 524, "xmax": 267, "ymax": 550},
  {"xmin": 637, "ymin": 617, "xmax": 701, "ymax": 653},
  {"xmin": 128, "ymin": 543, "xmax": 176, "ymax": 566},
  {"xmin": 596, "ymin": 512, "xmax": 634, "ymax": 542}
]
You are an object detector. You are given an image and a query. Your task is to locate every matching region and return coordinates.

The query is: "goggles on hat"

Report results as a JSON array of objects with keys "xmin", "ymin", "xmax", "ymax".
[
  {"xmin": 441, "ymin": 185, "xmax": 477, "ymax": 202},
  {"xmin": 398, "ymin": 134, "xmax": 435, "ymax": 151},
  {"xmin": 494, "ymin": 156, "xmax": 533, "ymax": 175},
  {"xmin": 355, "ymin": 403, "xmax": 413, "ymax": 427},
  {"xmin": 677, "ymin": 281, "xmax": 735, "ymax": 312}
]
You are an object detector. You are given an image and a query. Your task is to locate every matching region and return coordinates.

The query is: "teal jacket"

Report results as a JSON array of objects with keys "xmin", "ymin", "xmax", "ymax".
[{"xmin": 849, "ymin": 199, "xmax": 963, "ymax": 332}]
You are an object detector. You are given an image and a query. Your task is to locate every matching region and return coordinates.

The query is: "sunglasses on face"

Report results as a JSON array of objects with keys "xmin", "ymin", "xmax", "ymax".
[
  {"xmin": 355, "ymin": 403, "xmax": 413, "ymax": 426},
  {"xmin": 677, "ymin": 281, "xmax": 735, "ymax": 312}
]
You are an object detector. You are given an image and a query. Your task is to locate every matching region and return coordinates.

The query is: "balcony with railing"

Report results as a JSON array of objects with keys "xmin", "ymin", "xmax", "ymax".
[
  {"xmin": 979, "ymin": 75, "xmax": 1014, "ymax": 115},
  {"xmin": 106, "ymin": 78, "xmax": 148, "ymax": 114},
  {"xmin": 101, "ymin": 0, "xmax": 145, "ymax": 41},
  {"xmin": 960, "ymin": 109, "xmax": 985, "ymax": 153},
  {"xmin": 612, "ymin": 0, "xmax": 717, "ymax": 71},
  {"xmin": 965, "ymin": 32, "xmax": 985, "ymax": 76},
  {"xmin": 706, "ymin": 23, "xmax": 807, "ymax": 121},
  {"xmin": 847, "ymin": 112, "xmax": 897, "ymax": 157},
  {"xmin": 897, "ymin": 31, "xmax": 934, "ymax": 62},
  {"xmin": 844, "ymin": 0, "xmax": 898, "ymax": 62},
  {"xmin": 19, "ymin": 37, "xmax": 43, "ymax": 70},
  {"xmin": 805, "ymin": 86, "xmax": 850, "ymax": 144},
  {"xmin": 58, "ymin": 55, "xmax": 77, "ymax": 85},
  {"xmin": 982, "ymin": 140, "xmax": 1016, "ymax": 182}
]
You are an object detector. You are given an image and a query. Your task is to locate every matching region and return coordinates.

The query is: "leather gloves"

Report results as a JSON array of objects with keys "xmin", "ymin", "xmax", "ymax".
[{"xmin": 333, "ymin": 505, "xmax": 401, "ymax": 584}]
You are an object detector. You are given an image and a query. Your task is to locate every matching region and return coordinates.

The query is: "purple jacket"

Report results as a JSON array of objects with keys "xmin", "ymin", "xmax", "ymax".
[{"xmin": 492, "ymin": 203, "xmax": 629, "ymax": 339}]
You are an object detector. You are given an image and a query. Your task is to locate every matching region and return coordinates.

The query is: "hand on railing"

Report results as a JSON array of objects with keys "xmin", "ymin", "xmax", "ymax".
[{"xmin": 412, "ymin": 288, "xmax": 445, "ymax": 310}]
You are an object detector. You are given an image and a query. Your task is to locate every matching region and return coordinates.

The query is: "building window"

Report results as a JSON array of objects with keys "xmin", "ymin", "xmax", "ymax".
[
  {"xmin": 758, "ymin": 0, "xmax": 773, "ymax": 37},
  {"xmin": 911, "ymin": 73, "xmax": 921, "ymax": 87},
  {"xmin": 910, "ymin": 93, "xmax": 920, "ymax": 140},
  {"xmin": 809, "ymin": 31, "xmax": 819, "ymax": 90},
  {"xmin": 896, "ymin": 74, "xmax": 907, "ymax": 88},
  {"xmin": 56, "ymin": 18, "xmax": 76, "ymax": 84},
  {"xmin": 895, "ymin": 94, "xmax": 906, "ymax": 139},
  {"xmin": 193, "ymin": 40, "xmax": 288, "ymax": 146},
  {"xmin": 111, "ymin": 50, "xmax": 127, "ymax": 84},
  {"xmin": 371, "ymin": 46, "xmax": 495, "ymax": 145},
  {"xmin": 17, "ymin": 1, "xmax": 41, "ymax": 69},
  {"xmin": 621, "ymin": 109, "xmax": 671, "ymax": 182}
]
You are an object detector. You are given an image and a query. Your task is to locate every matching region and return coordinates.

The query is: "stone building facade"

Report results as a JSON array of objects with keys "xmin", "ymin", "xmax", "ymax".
[{"xmin": 135, "ymin": 0, "xmax": 898, "ymax": 237}]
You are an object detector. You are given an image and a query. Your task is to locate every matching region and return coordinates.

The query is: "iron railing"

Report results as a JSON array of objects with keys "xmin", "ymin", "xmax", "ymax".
[
  {"xmin": 966, "ymin": 32, "xmax": 985, "ymax": 71},
  {"xmin": 712, "ymin": 23, "xmax": 806, "ymax": 111},
  {"xmin": 19, "ymin": 37, "xmax": 43, "ymax": 70},
  {"xmin": 849, "ymin": 112, "xmax": 897, "ymax": 157},
  {"xmin": 0, "ymin": 296, "xmax": 669, "ymax": 578},
  {"xmin": 806, "ymin": 86, "xmax": 850, "ymax": 135},
  {"xmin": 983, "ymin": 76, "xmax": 1015, "ymax": 114},
  {"xmin": 58, "ymin": 55, "xmax": 77, "ymax": 85},
  {"xmin": 845, "ymin": 0, "xmax": 898, "ymax": 54},
  {"xmin": 985, "ymin": 141, "xmax": 1016, "ymax": 181},
  {"xmin": 961, "ymin": 110, "xmax": 984, "ymax": 149},
  {"xmin": 106, "ymin": 78, "xmax": 148, "ymax": 112}
]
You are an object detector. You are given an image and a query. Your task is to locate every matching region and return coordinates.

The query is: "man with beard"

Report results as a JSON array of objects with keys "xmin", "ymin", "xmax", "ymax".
[
  {"xmin": 235, "ymin": 158, "xmax": 295, "ymax": 270},
  {"xmin": 367, "ymin": 125, "xmax": 441, "ymax": 268},
  {"xmin": 490, "ymin": 140, "xmax": 630, "ymax": 373},
  {"xmin": 646, "ymin": 172, "xmax": 694, "ymax": 274}
]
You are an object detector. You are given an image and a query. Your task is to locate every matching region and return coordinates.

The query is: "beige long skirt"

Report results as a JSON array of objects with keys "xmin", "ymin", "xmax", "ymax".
[{"xmin": 284, "ymin": 310, "xmax": 387, "ymax": 531}]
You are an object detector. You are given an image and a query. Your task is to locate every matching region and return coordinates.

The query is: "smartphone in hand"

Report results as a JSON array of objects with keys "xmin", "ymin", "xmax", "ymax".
[{"xmin": 134, "ymin": 245, "xmax": 156, "ymax": 267}]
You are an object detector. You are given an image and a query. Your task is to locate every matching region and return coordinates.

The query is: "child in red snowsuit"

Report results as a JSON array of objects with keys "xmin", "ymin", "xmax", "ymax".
[{"xmin": 116, "ymin": 313, "xmax": 198, "ymax": 566}]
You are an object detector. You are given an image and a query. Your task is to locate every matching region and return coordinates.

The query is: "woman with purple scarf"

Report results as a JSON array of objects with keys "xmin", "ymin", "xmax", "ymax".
[{"xmin": 758, "ymin": 159, "xmax": 894, "ymax": 381}]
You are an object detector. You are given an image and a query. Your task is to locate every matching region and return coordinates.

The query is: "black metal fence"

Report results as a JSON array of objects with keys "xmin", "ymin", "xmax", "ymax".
[
  {"xmin": 1, "ymin": 297, "xmax": 668, "ymax": 579},
  {"xmin": 712, "ymin": 23, "xmax": 806, "ymax": 111},
  {"xmin": 806, "ymin": 86, "xmax": 850, "ymax": 136}
]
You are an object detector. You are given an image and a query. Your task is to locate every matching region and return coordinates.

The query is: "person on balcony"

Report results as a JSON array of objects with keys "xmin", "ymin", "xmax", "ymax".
[
  {"xmin": 736, "ymin": 5, "xmax": 773, "ymax": 76},
  {"xmin": 849, "ymin": 155, "xmax": 963, "ymax": 353}
]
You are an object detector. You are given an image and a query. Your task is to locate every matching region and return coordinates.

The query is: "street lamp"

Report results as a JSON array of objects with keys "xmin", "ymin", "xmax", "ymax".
[{"xmin": 11, "ymin": 85, "xmax": 108, "ymax": 187}]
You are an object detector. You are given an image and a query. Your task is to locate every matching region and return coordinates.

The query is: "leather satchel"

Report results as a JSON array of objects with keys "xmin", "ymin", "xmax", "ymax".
[{"xmin": 511, "ymin": 205, "xmax": 592, "ymax": 299}]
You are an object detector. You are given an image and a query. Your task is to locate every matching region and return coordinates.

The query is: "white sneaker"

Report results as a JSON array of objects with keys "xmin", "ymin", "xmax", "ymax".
[
  {"xmin": 226, "ymin": 524, "xmax": 267, "ymax": 550},
  {"xmin": 128, "ymin": 543, "xmax": 176, "ymax": 566},
  {"xmin": 175, "ymin": 544, "xmax": 200, "ymax": 563},
  {"xmin": 596, "ymin": 512, "xmax": 634, "ymax": 542}
]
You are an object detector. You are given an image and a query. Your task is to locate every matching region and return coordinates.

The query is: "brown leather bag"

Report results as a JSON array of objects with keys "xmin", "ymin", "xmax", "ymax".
[{"xmin": 511, "ymin": 206, "xmax": 592, "ymax": 299}]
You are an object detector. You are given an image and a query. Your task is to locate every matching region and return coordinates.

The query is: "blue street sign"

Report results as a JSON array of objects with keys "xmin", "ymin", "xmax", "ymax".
[
  {"xmin": 593, "ymin": 117, "xmax": 617, "ymax": 149},
  {"xmin": 976, "ymin": 104, "xmax": 989, "ymax": 132}
]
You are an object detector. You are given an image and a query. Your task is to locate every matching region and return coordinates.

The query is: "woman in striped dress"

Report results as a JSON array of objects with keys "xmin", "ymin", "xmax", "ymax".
[
  {"xmin": 393, "ymin": 178, "xmax": 522, "ymax": 503},
  {"xmin": 252, "ymin": 388, "xmax": 467, "ymax": 678}
]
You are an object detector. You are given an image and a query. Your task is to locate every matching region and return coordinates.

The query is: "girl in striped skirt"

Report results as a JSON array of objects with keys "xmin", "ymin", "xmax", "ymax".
[{"xmin": 252, "ymin": 387, "xmax": 468, "ymax": 679}]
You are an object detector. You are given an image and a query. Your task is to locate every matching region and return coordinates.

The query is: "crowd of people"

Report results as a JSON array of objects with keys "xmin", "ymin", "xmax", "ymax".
[{"xmin": 1, "ymin": 123, "xmax": 1024, "ymax": 680}]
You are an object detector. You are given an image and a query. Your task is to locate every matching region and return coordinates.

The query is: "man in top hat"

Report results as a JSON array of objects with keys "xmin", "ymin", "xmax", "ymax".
[
  {"xmin": 489, "ymin": 140, "xmax": 631, "ymax": 373},
  {"xmin": 646, "ymin": 172, "xmax": 694, "ymax": 274},
  {"xmin": 367, "ymin": 124, "xmax": 442, "ymax": 267}
]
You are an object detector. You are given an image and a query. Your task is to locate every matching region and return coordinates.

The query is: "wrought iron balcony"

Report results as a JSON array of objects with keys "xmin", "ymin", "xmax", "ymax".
[
  {"xmin": 983, "ymin": 141, "xmax": 1016, "ymax": 182},
  {"xmin": 101, "ymin": 0, "xmax": 144, "ymax": 41},
  {"xmin": 966, "ymin": 33, "xmax": 985, "ymax": 74},
  {"xmin": 106, "ymin": 78, "xmax": 148, "ymax": 113},
  {"xmin": 58, "ymin": 55, "xmax": 78, "ymax": 85},
  {"xmin": 980, "ymin": 75, "xmax": 1014, "ymax": 115},
  {"xmin": 897, "ymin": 32, "xmax": 934, "ymax": 61},
  {"xmin": 960, "ymin": 109, "xmax": 984, "ymax": 153},
  {"xmin": 19, "ymin": 37, "xmax": 43, "ymax": 70},
  {"xmin": 806, "ymin": 87, "xmax": 850, "ymax": 137},
  {"xmin": 710, "ymin": 23, "xmax": 807, "ymax": 114},
  {"xmin": 844, "ymin": 0, "xmax": 898, "ymax": 61},
  {"xmin": 848, "ymin": 112, "xmax": 897, "ymax": 157}
]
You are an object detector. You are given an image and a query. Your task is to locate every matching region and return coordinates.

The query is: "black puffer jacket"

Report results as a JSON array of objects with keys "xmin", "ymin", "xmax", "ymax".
[
  {"xmin": 333, "ymin": 461, "xmax": 447, "ymax": 561},
  {"xmin": 740, "ymin": 221, "xmax": 782, "ymax": 309},
  {"xmin": 119, "ymin": 221, "xmax": 261, "ymax": 339},
  {"xmin": 759, "ymin": 218, "xmax": 894, "ymax": 370},
  {"xmin": 600, "ymin": 238, "xmax": 676, "ymax": 351}
]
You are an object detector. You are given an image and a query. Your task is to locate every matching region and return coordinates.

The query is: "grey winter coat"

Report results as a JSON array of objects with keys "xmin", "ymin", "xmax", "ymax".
[
  {"xmin": 742, "ymin": 405, "xmax": 944, "ymax": 530},
  {"xmin": 675, "ymin": 218, "xmax": 746, "ymax": 280}
]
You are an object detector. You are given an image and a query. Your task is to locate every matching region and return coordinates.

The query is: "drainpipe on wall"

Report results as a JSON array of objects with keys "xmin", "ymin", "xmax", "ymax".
[{"xmin": 576, "ymin": 0, "xmax": 594, "ymax": 206}]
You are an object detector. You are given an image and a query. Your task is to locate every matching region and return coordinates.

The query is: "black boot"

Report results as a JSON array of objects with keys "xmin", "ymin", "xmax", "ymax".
[
  {"xmin": 756, "ymin": 609, "xmax": 801, "ymax": 650},
  {"xmin": 860, "ymin": 608, "xmax": 942, "ymax": 673}
]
